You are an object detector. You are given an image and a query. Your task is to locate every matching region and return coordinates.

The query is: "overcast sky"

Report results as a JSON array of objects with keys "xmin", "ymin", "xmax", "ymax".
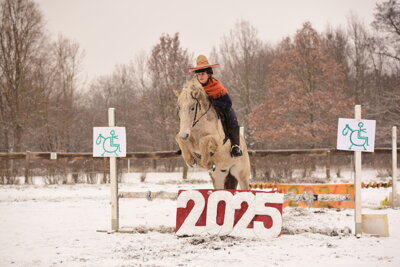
[{"xmin": 35, "ymin": 0, "xmax": 380, "ymax": 81}]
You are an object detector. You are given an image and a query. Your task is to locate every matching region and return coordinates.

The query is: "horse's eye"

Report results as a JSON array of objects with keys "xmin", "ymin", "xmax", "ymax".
[{"xmin": 191, "ymin": 106, "xmax": 195, "ymax": 111}]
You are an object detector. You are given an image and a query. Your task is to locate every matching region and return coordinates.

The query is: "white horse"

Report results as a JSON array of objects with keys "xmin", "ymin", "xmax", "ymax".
[{"xmin": 175, "ymin": 77, "xmax": 250, "ymax": 190}]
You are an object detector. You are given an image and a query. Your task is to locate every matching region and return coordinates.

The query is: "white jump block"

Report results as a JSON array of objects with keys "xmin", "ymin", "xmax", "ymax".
[{"xmin": 362, "ymin": 214, "xmax": 389, "ymax": 237}]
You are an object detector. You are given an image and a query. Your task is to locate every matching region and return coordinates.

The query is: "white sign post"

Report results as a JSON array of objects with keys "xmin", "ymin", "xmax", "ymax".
[
  {"xmin": 337, "ymin": 105, "xmax": 376, "ymax": 236},
  {"xmin": 93, "ymin": 108, "xmax": 126, "ymax": 232},
  {"xmin": 354, "ymin": 106, "xmax": 362, "ymax": 237},
  {"xmin": 393, "ymin": 126, "xmax": 398, "ymax": 208}
]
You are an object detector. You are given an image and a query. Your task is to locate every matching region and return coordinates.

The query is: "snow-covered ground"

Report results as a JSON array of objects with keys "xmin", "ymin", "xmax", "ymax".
[{"xmin": 0, "ymin": 170, "xmax": 399, "ymax": 267}]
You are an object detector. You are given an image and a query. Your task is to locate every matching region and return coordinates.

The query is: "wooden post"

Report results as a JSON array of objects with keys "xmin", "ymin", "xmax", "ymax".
[
  {"xmin": 127, "ymin": 159, "xmax": 130, "ymax": 173},
  {"xmin": 102, "ymin": 158, "xmax": 108, "ymax": 183},
  {"xmin": 354, "ymin": 105, "xmax": 362, "ymax": 236},
  {"xmin": 109, "ymin": 108, "xmax": 119, "ymax": 231},
  {"xmin": 182, "ymin": 164, "xmax": 188, "ymax": 180},
  {"xmin": 326, "ymin": 150, "xmax": 331, "ymax": 179},
  {"xmin": 24, "ymin": 151, "xmax": 30, "ymax": 184},
  {"xmin": 393, "ymin": 126, "xmax": 398, "ymax": 208}
]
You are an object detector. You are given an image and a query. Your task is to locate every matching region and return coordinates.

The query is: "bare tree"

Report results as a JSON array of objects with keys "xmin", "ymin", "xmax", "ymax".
[
  {"xmin": 322, "ymin": 25, "xmax": 351, "ymax": 78},
  {"xmin": 346, "ymin": 15, "xmax": 374, "ymax": 105},
  {"xmin": 80, "ymin": 56, "xmax": 149, "ymax": 153},
  {"xmin": 370, "ymin": 0, "xmax": 400, "ymax": 137},
  {"xmin": 372, "ymin": 0, "xmax": 400, "ymax": 62},
  {"xmin": 47, "ymin": 35, "xmax": 84, "ymax": 152},
  {"xmin": 146, "ymin": 33, "xmax": 191, "ymax": 152},
  {"xmin": 215, "ymin": 20, "xmax": 275, "ymax": 143},
  {"xmin": 0, "ymin": 0, "xmax": 46, "ymax": 153}
]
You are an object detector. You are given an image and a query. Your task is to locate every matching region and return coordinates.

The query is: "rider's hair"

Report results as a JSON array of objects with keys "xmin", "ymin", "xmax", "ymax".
[{"xmin": 195, "ymin": 67, "xmax": 213, "ymax": 75}]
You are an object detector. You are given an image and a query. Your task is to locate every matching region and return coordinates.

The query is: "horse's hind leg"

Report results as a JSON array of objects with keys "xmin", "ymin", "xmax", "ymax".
[
  {"xmin": 210, "ymin": 171, "xmax": 239, "ymax": 189},
  {"xmin": 224, "ymin": 172, "xmax": 238, "ymax": 189},
  {"xmin": 238, "ymin": 175, "xmax": 250, "ymax": 190},
  {"xmin": 229, "ymin": 164, "xmax": 250, "ymax": 190}
]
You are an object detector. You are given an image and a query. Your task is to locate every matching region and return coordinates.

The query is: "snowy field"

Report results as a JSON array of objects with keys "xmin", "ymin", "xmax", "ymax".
[{"xmin": 0, "ymin": 170, "xmax": 399, "ymax": 267}]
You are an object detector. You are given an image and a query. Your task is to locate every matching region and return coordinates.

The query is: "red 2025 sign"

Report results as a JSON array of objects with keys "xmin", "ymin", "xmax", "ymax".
[{"xmin": 176, "ymin": 189, "xmax": 283, "ymax": 238}]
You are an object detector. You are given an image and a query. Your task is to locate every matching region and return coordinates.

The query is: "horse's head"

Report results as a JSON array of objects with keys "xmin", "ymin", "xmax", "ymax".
[{"xmin": 176, "ymin": 77, "xmax": 208, "ymax": 141}]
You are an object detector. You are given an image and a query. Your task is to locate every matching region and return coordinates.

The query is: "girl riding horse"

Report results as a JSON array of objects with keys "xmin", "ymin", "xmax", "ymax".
[{"xmin": 188, "ymin": 55, "xmax": 243, "ymax": 158}]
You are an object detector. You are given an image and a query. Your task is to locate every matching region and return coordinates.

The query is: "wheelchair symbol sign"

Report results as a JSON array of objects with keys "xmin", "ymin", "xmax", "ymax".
[
  {"xmin": 93, "ymin": 127, "xmax": 126, "ymax": 157},
  {"xmin": 337, "ymin": 118, "xmax": 375, "ymax": 152}
]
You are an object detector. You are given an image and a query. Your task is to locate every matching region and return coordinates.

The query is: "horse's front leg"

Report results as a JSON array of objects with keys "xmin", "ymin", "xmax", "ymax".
[
  {"xmin": 175, "ymin": 134, "xmax": 196, "ymax": 167},
  {"xmin": 209, "ymin": 171, "xmax": 228, "ymax": 189},
  {"xmin": 199, "ymin": 135, "xmax": 218, "ymax": 170}
]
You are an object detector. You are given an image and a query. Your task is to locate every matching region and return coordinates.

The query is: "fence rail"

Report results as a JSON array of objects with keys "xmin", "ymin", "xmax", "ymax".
[
  {"xmin": 0, "ymin": 148, "xmax": 398, "ymax": 161},
  {"xmin": 1, "ymin": 148, "xmax": 398, "ymax": 184}
]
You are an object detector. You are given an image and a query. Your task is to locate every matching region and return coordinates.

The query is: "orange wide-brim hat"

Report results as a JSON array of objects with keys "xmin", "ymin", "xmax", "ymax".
[{"xmin": 188, "ymin": 55, "xmax": 220, "ymax": 72}]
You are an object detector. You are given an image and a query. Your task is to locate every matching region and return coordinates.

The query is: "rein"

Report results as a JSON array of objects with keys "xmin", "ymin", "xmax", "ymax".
[{"xmin": 191, "ymin": 92, "xmax": 211, "ymax": 127}]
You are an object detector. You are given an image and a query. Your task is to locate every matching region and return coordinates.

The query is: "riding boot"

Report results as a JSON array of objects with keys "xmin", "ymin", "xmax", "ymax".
[{"xmin": 229, "ymin": 126, "xmax": 243, "ymax": 157}]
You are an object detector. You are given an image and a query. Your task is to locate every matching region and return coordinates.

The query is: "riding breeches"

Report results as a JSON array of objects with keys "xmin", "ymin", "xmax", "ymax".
[{"xmin": 210, "ymin": 94, "xmax": 240, "ymax": 146}]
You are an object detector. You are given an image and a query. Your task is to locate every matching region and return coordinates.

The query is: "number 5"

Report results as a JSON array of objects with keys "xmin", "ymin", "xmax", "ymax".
[{"xmin": 253, "ymin": 193, "xmax": 283, "ymax": 238}]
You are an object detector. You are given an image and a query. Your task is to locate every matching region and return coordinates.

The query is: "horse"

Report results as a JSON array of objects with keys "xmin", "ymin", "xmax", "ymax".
[
  {"xmin": 342, "ymin": 122, "xmax": 369, "ymax": 150},
  {"xmin": 175, "ymin": 77, "xmax": 250, "ymax": 190}
]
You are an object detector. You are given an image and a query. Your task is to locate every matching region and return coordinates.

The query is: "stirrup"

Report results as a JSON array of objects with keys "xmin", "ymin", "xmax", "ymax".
[{"xmin": 230, "ymin": 145, "xmax": 242, "ymax": 157}]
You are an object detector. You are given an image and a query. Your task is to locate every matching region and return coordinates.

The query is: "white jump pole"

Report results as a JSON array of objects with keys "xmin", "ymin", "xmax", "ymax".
[
  {"xmin": 393, "ymin": 126, "xmax": 398, "ymax": 208},
  {"xmin": 354, "ymin": 105, "xmax": 362, "ymax": 236},
  {"xmin": 109, "ymin": 108, "xmax": 119, "ymax": 231}
]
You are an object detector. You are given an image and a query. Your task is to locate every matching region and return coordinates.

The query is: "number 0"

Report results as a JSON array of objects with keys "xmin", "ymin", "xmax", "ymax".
[{"xmin": 206, "ymin": 190, "xmax": 234, "ymax": 235}]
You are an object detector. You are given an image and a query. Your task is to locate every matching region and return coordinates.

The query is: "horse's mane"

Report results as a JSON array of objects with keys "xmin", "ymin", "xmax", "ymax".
[{"xmin": 178, "ymin": 77, "xmax": 207, "ymax": 104}]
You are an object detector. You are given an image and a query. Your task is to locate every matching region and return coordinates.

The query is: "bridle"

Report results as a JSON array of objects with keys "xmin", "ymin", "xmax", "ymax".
[{"xmin": 190, "ymin": 91, "xmax": 211, "ymax": 127}]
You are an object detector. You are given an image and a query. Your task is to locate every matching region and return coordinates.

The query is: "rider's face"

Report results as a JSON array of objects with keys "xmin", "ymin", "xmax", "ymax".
[{"xmin": 196, "ymin": 72, "xmax": 209, "ymax": 84}]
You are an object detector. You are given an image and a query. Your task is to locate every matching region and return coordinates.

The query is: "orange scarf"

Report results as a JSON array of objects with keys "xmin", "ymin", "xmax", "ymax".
[{"xmin": 203, "ymin": 78, "xmax": 228, "ymax": 99}]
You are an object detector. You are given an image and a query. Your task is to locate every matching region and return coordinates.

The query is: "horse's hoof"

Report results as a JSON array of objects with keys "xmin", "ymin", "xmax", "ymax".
[
  {"xmin": 187, "ymin": 162, "xmax": 196, "ymax": 168},
  {"xmin": 208, "ymin": 164, "xmax": 216, "ymax": 172}
]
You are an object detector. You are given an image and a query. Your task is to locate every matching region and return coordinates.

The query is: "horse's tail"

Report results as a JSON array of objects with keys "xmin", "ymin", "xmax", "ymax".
[{"xmin": 224, "ymin": 172, "xmax": 238, "ymax": 189}]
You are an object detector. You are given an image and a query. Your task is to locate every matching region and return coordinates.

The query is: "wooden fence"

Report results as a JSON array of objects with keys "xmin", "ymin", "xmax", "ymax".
[
  {"xmin": 0, "ymin": 148, "xmax": 398, "ymax": 182},
  {"xmin": 1, "ymin": 148, "xmax": 397, "ymax": 160}
]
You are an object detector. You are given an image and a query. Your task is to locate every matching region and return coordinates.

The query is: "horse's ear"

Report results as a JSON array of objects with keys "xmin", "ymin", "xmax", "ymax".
[
  {"xmin": 191, "ymin": 88, "xmax": 201, "ymax": 99},
  {"xmin": 173, "ymin": 89, "xmax": 180, "ymax": 97}
]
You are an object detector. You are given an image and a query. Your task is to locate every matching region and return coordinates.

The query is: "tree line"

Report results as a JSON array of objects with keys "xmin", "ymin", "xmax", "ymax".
[{"xmin": 0, "ymin": 0, "xmax": 399, "ymax": 158}]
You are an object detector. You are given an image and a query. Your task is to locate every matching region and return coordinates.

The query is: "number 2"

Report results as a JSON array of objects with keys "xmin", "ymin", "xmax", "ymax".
[{"xmin": 176, "ymin": 190, "xmax": 206, "ymax": 235}]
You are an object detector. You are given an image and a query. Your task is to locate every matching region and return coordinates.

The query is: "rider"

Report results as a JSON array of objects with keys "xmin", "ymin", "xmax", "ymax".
[{"xmin": 188, "ymin": 55, "xmax": 243, "ymax": 157}]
